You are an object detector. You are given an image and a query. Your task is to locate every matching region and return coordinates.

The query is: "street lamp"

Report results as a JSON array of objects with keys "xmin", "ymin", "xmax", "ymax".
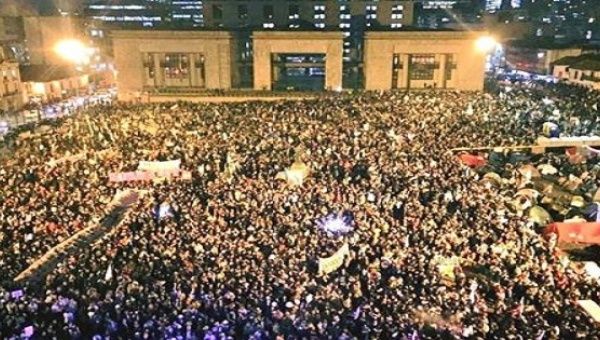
[
  {"xmin": 475, "ymin": 36, "xmax": 498, "ymax": 54},
  {"xmin": 54, "ymin": 39, "xmax": 93, "ymax": 65}
]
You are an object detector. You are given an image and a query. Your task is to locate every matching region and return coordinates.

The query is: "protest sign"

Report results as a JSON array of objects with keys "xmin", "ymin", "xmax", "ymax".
[
  {"xmin": 109, "ymin": 169, "xmax": 191, "ymax": 183},
  {"xmin": 138, "ymin": 159, "xmax": 181, "ymax": 172},
  {"xmin": 275, "ymin": 161, "xmax": 310, "ymax": 186},
  {"xmin": 545, "ymin": 222, "xmax": 600, "ymax": 244},
  {"xmin": 318, "ymin": 243, "xmax": 349, "ymax": 275},
  {"xmin": 577, "ymin": 300, "xmax": 600, "ymax": 323}
]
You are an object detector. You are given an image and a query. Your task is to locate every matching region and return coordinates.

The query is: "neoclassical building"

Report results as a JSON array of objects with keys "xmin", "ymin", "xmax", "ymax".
[
  {"xmin": 364, "ymin": 31, "xmax": 487, "ymax": 91},
  {"xmin": 112, "ymin": 30, "xmax": 238, "ymax": 101},
  {"xmin": 112, "ymin": 29, "xmax": 487, "ymax": 100}
]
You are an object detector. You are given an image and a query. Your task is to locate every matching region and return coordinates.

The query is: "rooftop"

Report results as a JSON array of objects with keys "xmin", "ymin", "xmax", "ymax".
[{"xmin": 553, "ymin": 54, "xmax": 600, "ymax": 71}]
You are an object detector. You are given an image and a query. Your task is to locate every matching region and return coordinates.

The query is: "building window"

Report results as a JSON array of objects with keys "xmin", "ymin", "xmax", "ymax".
[
  {"xmin": 409, "ymin": 54, "xmax": 436, "ymax": 81},
  {"xmin": 164, "ymin": 54, "xmax": 189, "ymax": 79},
  {"xmin": 263, "ymin": 22, "xmax": 275, "ymax": 29},
  {"xmin": 213, "ymin": 5, "xmax": 223, "ymax": 20},
  {"xmin": 445, "ymin": 55, "xmax": 456, "ymax": 81},
  {"xmin": 289, "ymin": 4, "xmax": 299, "ymax": 19},
  {"xmin": 391, "ymin": 23, "xmax": 402, "ymax": 28},
  {"xmin": 238, "ymin": 5, "xmax": 248, "ymax": 20},
  {"xmin": 143, "ymin": 53, "xmax": 155, "ymax": 79},
  {"xmin": 315, "ymin": 23, "xmax": 325, "ymax": 29},
  {"xmin": 263, "ymin": 5, "xmax": 274, "ymax": 20}
]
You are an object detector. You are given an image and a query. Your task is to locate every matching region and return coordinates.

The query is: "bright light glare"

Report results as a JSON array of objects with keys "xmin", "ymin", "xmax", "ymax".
[
  {"xmin": 475, "ymin": 36, "xmax": 498, "ymax": 53},
  {"xmin": 54, "ymin": 39, "xmax": 92, "ymax": 64}
]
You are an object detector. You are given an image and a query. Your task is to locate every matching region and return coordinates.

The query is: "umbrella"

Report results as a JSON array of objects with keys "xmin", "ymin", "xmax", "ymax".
[
  {"xmin": 482, "ymin": 172, "xmax": 502, "ymax": 186},
  {"xmin": 458, "ymin": 153, "xmax": 487, "ymax": 168},
  {"xmin": 528, "ymin": 206, "xmax": 552, "ymax": 226},
  {"xmin": 538, "ymin": 164, "xmax": 558, "ymax": 175},
  {"xmin": 518, "ymin": 164, "xmax": 541, "ymax": 178},
  {"xmin": 584, "ymin": 203, "xmax": 600, "ymax": 222},
  {"xmin": 542, "ymin": 122, "xmax": 560, "ymax": 137}
]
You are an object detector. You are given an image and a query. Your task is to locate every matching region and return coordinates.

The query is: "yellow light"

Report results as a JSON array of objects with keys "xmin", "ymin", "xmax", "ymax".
[
  {"xmin": 54, "ymin": 39, "xmax": 91, "ymax": 64},
  {"xmin": 32, "ymin": 83, "xmax": 45, "ymax": 95},
  {"xmin": 475, "ymin": 36, "xmax": 498, "ymax": 53}
]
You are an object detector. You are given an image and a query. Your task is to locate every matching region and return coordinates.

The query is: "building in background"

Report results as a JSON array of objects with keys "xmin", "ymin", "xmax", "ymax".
[
  {"xmin": 112, "ymin": 30, "xmax": 237, "ymax": 101},
  {"xmin": 363, "ymin": 30, "xmax": 487, "ymax": 91},
  {"xmin": 20, "ymin": 64, "xmax": 90, "ymax": 103},
  {"xmin": 504, "ymin": 40, "xmax": 583, "ymax": 74},
  {"xmin": 22, "ymin": 16, "xmax": 87, "ymax": 65},
  {"xmin": 0, "ymin": 35, "xmax": 23, "ymax": 113},
  {"xmin": 85, "ymin": 0, "xmax": 203, "ymax": 28},
  {"xmin": 552, "ymin": 54, "xmax": 600, "ymax": 89}
]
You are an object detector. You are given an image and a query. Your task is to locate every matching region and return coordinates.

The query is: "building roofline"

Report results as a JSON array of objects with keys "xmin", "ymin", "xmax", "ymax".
[
  {"xmin": 252, "ymin": 31, "xmax": 344, "ymax": 40},
  {"xmin": 111, "ymin": 30, "xmax": 234, "ymax": 39},
  {"xmin": 365, "ymin": 30, "xmax": 488, "ymax": 40}
]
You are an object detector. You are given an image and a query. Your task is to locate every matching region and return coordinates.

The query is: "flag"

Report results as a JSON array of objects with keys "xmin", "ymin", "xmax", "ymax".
[
  {"xmin": 352, "ymin": 305, "xmax": 362, "ymax": 320},
  {"xmin": 105, "ymin": 263, "xmax": 113, "ymax": 281}
]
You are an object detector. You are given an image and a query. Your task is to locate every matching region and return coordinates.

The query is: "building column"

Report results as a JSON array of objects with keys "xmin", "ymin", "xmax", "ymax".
[
  {"xmin": 325, "ymin": 42, "xmax": 343, "ymax": 91},
  {"xmin": 153, "ymin": 53, "xmax": 164, "ymax": 87},
  {"xmin": 190, "ymin": 53, "xmax": 198, "ymax": 87},
  {"xmin": 400, "ymin": 54, "xmax": 410, "ymax": 89},
  {"xmin": 438, "ymin": 54, "xmax": 447, "ymax": 89},
  {"xmin": 253, "ymin": 47, "xmax": 272, "ymax": 90}
]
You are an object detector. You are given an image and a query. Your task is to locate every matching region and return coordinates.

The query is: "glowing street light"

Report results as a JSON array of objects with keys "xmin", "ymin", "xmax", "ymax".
[
  {"xmin": 475, "ymin": 36, "xmax": 498, "ymax": 54},
  {"xmin": 54, "ymin": 39, "xmax": 93, "ymax": 65}
]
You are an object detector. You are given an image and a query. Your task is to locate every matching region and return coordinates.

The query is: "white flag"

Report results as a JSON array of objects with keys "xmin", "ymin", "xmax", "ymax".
[{"xmin": 105, "ymin": 263, "xmax": 113, "ymax": 281}]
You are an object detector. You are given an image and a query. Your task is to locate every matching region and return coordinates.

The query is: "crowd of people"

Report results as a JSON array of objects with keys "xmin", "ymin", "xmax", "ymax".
[{"xmin": 1, "ymin": 82, "xmax": 600, "ymax": 339}]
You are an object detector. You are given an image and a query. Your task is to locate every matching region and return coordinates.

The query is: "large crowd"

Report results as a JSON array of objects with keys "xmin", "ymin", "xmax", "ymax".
[{"xmin": 1, "ymin": 82, "xmax": 600, "ymax": 339}]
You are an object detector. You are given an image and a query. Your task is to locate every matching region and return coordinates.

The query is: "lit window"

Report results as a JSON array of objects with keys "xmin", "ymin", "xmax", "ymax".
[
  {"xmin": 339, "ymin": 23, "xmax": 350, "ymax": 28},
  {"xmin": 314, "ymin": 14, "xmax": 325, "ymax": 19},
  {"xmin": 263, "ymin": 22, "xmax": 275, "ymax": 28},
  {"xmin": 391, "ymin": 23, "xmax": 402, "ymax": 28},
  {"xmin": 391, "ymin": 14, "xmax": 403, "ymax": 20},
  {"xmin": 315, "ymin": 23, "xmax": 325, "ymax": 29}
]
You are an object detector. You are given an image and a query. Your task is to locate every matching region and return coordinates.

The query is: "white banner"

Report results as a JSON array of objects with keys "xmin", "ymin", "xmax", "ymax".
[
  {"xmin": 138, "ymin": 159, "xmax": 181, "ymax": 172},
  {"xmin": 318, "ymin": 243, "xmax": 349, "ymax": 275}
]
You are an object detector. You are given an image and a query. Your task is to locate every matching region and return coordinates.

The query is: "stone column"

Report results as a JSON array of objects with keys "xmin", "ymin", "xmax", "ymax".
[
  {"xmin": 253, "ymin": 45, "xmax": 272, "ymax": 90},
  {"xmin": 190, "ymin": 53, "xmax": 198, "ymax": 87},
  {"xmin": 438, "ymin": 54, "xmax": 447, "ymax": 89},
  {"xmin": 325, "ymin": 41, "xmax": 343, "ymax": 91},
  {"xmin": 400, "ymin": 54, "xmax": 410, "ymax": 89},
  {"xmin": 153, "ymin": 53, "xmax": 164, "ymax": 87}
]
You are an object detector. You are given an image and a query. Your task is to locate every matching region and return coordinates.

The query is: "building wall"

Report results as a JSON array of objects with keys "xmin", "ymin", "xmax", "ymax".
[
  {"xmin": 552, "ymin": 65, "xmax": 569, "ymax": 80},
  {"xmin": 543, "ymin": 48, "xmax": 582, "ymax": 75},
  {"xmin": 252, "ymin": 31, "xmax": 343, "ymax": 91},
  {"xmin": 24, "ymin": 74, "xmax": 90, "ymax": 103},
  {"xmin": 0, "ymin": 60, "xmax": 23, "ymax": 112},
  {"xmin": 22, "ymin": 16, "xmax": 85, "ymax": 65},
  {"xmin": 112, "ymin": 30, "xmax": 237, "ymax": 101},
  {"xmin": 566, "ymin": 67, "xmax": 600, "ymax": 90},
  {"xmin": 202, "ymin": 1, "xmax": 414, "ymax": 29},
  {"xmin": 364, "ymin": 31, "xmax": 486, "ymax": 91}
]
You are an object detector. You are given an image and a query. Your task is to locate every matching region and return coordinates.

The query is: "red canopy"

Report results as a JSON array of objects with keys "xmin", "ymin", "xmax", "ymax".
[
  {"xmin": 458, "ymin": 154, "xmax": 487, "ymax": 168},
  {"xmin": 545, "ymin": 222, "xmax": 600, "ymax": 244}
]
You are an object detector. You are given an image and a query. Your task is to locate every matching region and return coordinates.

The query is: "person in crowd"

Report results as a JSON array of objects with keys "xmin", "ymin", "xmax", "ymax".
[{"xmin": 1, "ymin": 82, "xmax": 599, "ymax": 339}]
